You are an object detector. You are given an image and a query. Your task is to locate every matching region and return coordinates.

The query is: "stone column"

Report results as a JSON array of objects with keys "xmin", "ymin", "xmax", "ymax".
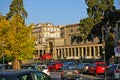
[
  {"xmin": 89, "ymin": 47, "xmax": 92, "ymax": 57},
  {"xmin": 64, "ymin": 48, "xmax": 66, "ymax": 58},
  {"xmin": 78, "ymin": 47, "xmax": 80, "ymax": 56},
  {"xmin": 71, "ymin": 48, "xmax": 72, "ymax": 57},
  {"xmin": 98, "ymin": 46, "xmax": 100, "ymax": 56},
  {"xmin": 85, "ymin": 47, "xmax": 87, "ymax": 58},
  {"xmin": 93, "ymin": 46, "xmax": 96, "ymax": 58},
  {"xmin": 61, "ymin": 48, "xmax": 63, "ymax": 59},
  {"xmin": 68, "ymin": 48, "xmax": 69, "ymax": 57},
  {"xmin": 38, "ymin": 49, "xmax": 40, "ymax": 56},
  {"xmin": 58, "ymin": 49, "xmax": 60, "ymax": 59},
  {"xmin": 74, "ymin": 48, "xmax": 76, "ymax": 57},
  {"xmin": 81, "ymin": 47, "xmax": 84, "ymax": 58}
]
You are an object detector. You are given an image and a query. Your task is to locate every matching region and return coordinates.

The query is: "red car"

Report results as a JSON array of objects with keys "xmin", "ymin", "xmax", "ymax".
[
  {"xmin": 87, "ymin": 62, "xmax": 108, "ymax": 76},
  {"xmin": 48, "ymin": 61, "xmax": 63, "ymax": 72}
]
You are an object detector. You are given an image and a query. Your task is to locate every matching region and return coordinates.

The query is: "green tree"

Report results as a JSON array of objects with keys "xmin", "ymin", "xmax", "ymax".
[
  {"xmin": 0, "ymin": 0, "xmax": 36, "ymax": 69},
  {"xmin": 84, "ymin": 0, "xmax": 119, "ymax": 63},
  {"xmin": 85, "ymin": 0, "xmax": 114, "ymax": 24},
  {"xmin": 6, "ymin": 0, "xmax": 28, "ymax": 20},
  {"xmin": 105, "ymin": 33, "xmax": 114, "ymax": 64},
  {"xmin": 85, "ymin": 0, "xmax": 115, "ymax": 37},
  {"xmin": 0, "ymin": 15, "xmax": 35, "ymax": 69},
  {"xmin": 79, "ymin": 17, "xmax": 94, "ymax": 42}
]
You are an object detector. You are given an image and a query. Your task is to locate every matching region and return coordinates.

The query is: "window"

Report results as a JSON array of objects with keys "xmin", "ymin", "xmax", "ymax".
[
  {"xmin": 33, "ymin": 72, "xmax": 50, "ymax": 80},
  {"xmin": 0, "ymin": 76, "xmax": 6, "ymax": 80},
  {"xmin": 17, "ymin": 74, "xmax": 32, "ymax": 80},
  {"xmin": 70, "ymin": 29, "xmax": 73, "ymax": 32},
  {"xmin": 44, "ymin": 28, "xmax": 46, "ymax": 31}
]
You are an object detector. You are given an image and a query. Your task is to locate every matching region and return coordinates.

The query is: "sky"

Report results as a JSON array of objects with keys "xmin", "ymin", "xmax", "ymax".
[{"xmin": 0, "ymin": 0, "xmax": 120, "ymax": 26}]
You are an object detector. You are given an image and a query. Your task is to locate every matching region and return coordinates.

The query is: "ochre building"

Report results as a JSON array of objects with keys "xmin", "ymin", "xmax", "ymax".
[{"xmin": 32, "ymin": 23, "xmax": 103, "ymax": 60}]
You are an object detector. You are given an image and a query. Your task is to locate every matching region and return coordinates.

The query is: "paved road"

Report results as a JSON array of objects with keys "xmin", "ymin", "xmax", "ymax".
[{"xmin": 49, "ymin": 72, "xmax": 117, "ymax": 80}]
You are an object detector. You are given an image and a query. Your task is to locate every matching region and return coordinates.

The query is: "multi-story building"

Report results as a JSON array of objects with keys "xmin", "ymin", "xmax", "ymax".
[
  {"xmin": 32, "ymin": 23, "xmax": 62, "ymax": 59},
  {"xmin": 32, "ymin": 22, "xmax": 103, "ymax": 60}
]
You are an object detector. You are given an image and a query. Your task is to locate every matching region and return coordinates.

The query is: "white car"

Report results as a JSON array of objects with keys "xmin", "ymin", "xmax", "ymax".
[
  {"xmin": 113, "ymin": 64, "xmax": 120, "ymax": 79},
  {"xmin": 38, "ymin": 64, "xmax": 50, "ymax": 75}
]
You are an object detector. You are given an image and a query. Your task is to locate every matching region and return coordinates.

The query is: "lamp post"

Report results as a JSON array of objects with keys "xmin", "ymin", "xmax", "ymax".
[
  {"xmin": 1, "ymin": 41, "xmax": 5, "ymax": 69},
  {"xmin": 102, "ymin": 26, "xmax": 107, "ymax": 80}
]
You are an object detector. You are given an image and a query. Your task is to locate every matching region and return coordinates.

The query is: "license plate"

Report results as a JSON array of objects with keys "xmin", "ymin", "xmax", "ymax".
[{"xmin": 67, "ymin": 72, "xmax": 72, "ymax": 74}]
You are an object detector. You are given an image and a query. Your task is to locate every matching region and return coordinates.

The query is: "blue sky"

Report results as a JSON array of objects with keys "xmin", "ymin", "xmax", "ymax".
[{"xmin": 0, "ymin": 0, "xmax": 119, "ymax": 26}]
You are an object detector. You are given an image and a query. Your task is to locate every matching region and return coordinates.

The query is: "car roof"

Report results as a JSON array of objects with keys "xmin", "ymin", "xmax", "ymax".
[{"xmin": 0, "ymin": 69, "xmax": 41, "ymax": 76}]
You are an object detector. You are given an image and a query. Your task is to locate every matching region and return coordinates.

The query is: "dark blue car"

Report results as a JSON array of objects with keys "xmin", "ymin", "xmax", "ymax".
[
  {"xmin": 106, "ymin": 64, "xmax": 118, "ymax": 77},
  {"xmin": 0, "ymin": 69, "xmax": 53, "ymax": 80}
]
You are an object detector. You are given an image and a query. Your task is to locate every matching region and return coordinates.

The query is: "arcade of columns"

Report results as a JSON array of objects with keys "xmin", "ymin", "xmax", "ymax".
[
  {"xmin": 37, "ymin": 43, "xmax": 103, "ymax": 60},
  {"xmin": 52, "ymin": 43, "xmax": 103, "ymax": 60}
]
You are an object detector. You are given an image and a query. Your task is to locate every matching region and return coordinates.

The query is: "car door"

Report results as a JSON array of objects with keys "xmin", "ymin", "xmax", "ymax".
[
  {"xmin": 17, "ymin": 73, "xmax": 33, "ymax": 80},
  {"xmin": 88, "ymin": 64, "xmax": 95, "ymax": 74},
  {"xmin": 32, "ymin": 72, "xmax": 52, "ymax": 80}
]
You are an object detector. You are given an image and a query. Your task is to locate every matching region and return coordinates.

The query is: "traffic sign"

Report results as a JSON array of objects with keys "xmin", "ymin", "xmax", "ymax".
[{"xmin": 114, "ymin": 46, "xmax": 120, "ymax": 57}]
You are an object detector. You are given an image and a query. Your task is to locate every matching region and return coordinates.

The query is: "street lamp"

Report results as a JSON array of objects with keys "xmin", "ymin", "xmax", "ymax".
[
  {"xmin": 1, "ymin": 41, "xmax": 5, "ymax": 69},
  {"xmin": 102, "ymin": 26, "xmax": 107, "ymax": 80}
]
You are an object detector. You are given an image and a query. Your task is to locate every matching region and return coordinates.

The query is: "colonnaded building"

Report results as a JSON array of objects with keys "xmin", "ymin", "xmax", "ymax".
[{"xmin": 32, "ymin": 22, "xmax": 107, "ymax": 61}]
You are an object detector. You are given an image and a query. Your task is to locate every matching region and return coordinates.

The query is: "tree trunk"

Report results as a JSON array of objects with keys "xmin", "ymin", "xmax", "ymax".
[{"xmin": 13, "ymin": 57, "xmax": 21, "ymax": 69}]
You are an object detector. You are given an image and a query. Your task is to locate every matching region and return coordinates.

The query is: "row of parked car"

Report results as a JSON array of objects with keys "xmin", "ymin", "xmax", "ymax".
[
  {"xmin": 78, "ymin": 62, "xmax": 120, "ymax": 79},
  {"xmin": 21, "ymin": 61, "xmax": 82, "ymax": 80},
  {"xmin": 25, "ymin": 61, "xmax": 120, "ymax": 79},
  {"xmin": 1, "ymin": 60, "xmax": 120, "ymax": 80},
  {"xmin": 0, "ymin": 62, "xmax": 53, "ymax": 80}
]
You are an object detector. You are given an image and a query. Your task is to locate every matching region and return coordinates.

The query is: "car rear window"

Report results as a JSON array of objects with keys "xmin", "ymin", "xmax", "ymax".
[
  {"xmin": 84, "ymin": 64, "xmax": 90, "ymax": 66},
  {"xmin": 64, "ymin": 65, "xmax": 77, "ymax": 70},
  {"xmin": 97, "ymin": 63, "xmax": 107, "ymax": 66},
  {"xmin": 108, "ymin": 65, "xmax": 117, "ymax": 68}
]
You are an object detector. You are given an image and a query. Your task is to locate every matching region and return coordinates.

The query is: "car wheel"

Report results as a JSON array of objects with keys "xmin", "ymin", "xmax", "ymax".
[
  {"xmin": 94, "ymin": 71, "xmax": 98, "ymax": 76},
  {"xmin": 61, "ymin": 78, "xmax": 66, "ymax": 80}
]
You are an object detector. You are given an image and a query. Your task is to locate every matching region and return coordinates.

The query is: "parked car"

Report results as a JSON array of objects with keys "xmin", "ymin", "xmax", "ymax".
[
  {"xmin": 61, "ymin": 63, "xmax": 81, "ymax": 80},
  {"xmin": 21, "ymin": 64, "xmax": 41, "ymax": 71},
  {"xmin": 106, "ymin": 64, "xmax": 118, "ymax": 77},
  {"xmin": 113, "ymin": 64, "xmax": 120, "ymax": 79},
  {"xmin": 0, "ymin": 64, "xmax": 13, "ymax": 70},
  {"xmin": 38, "ymin": 64, "xmax": 50, "ymax": 75},
  {"xmin": 0, "ymin": 69, "xmax": 53, "ymax": 80},
  {"xmin": 87, "ymin": 62, "xmax": 108, "ymax": 76},
  {"xmin": 78, "ymin": 63, "xmax": 91, "ymax": 73},
  {"xmin": 63, "ymin": 61, "xmax": 76, "ymax": 66},
  {"xmin": 48, "ymin": 61, "xmax": 63, "ymax": 72}
]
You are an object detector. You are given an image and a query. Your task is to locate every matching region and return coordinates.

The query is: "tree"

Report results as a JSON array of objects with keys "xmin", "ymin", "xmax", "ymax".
[
  {"xmin": 6, "ymin": 0, "xmax": 28, "ymax": 20},
  {"xmin": 84, "ymin": 0, "xmax": 119, "ymax": 63},
  {"xmin": 0, "ymin": 15, "xmax": 35, "ymax": 69},
  {"xmin": 79, "ymin": 17, "xmax": 94, "ymax": 42},
  {"xmin": 0, "ymin": 0, "xmax": 36, "ymax": 69},
  {"xmin": 105, "ymin": 33, "xmax": 114, "ymax": 64}
]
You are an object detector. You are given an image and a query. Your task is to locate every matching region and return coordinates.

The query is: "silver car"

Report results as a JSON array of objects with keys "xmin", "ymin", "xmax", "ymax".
[{"xmin": 61, "ymin": 64, "xmax": 81, "ymax": 80}]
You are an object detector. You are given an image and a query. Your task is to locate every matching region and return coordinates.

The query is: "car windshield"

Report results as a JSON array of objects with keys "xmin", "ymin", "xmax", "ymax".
[
  {"xmin": 39, "ymin": 66, "xmax": 47, "ymax": 69},
  {"xmin": 21, "ymin": 66, "xmax": 35, "ymax": 70},
  {"xmin": 108, "ymin": 65, "xmax": 117, "ymax": 69}
]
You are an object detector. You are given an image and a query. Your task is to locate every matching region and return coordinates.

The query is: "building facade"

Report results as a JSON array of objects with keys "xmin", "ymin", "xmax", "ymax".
[
  {"xmin": 32, "ymin": 23, "xmax": 62, "ymax": 59},
  {"xmin": 32, "ymin": 23, "xmax": 103, "ymax": 60}
]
